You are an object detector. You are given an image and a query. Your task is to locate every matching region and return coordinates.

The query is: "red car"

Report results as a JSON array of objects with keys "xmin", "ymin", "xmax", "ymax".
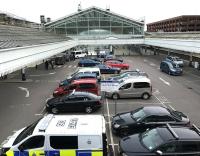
[
  {"xmin": 53, "ymin": 78, "xmax": 100, "ymax": 97},
  {"xmin": 105, "ymin": 60, "xmax": 129, "ymax": 70}
]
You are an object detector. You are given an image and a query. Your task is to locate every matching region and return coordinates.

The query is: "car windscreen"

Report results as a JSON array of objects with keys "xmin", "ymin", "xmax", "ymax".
[
  {"xmin": 141, "ymin": 129, "xmax": 164, "ymax": 151},
  {"xmin": 13, "ymin": 119, "xmax": 41, "ymax": 145},
  {"xmin": 131, "ymin": 108, "xmax": 146, "ymax": 121}
]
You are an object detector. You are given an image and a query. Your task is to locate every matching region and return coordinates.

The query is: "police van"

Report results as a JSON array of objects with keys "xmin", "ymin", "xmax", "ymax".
[{"xmin": 1, "ymin": 115, "xmax": 107, "ymax": 156}]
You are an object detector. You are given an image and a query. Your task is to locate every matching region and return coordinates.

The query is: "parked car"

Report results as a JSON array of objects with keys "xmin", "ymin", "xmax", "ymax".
[
  {"xmin": 55, "ymin": 54, "xmax": 66, "ymax": 65},
  {"xmin": 160, "ymin": 60, "xmax": 183, "ymax": 76},
  {"xmin": 108, "ymin": 70, "xmax": 148, "ymax": 81},
  {"xmin": 106, "ymin": 77, "xmax": 152, "ymax": 100},
  {"xmin": 165, "ymin": 55, "xmax": 184, "ymax": 67},
  {"xmin": 105, "ymin": 60, "xmax": 129, "ymax": 70},
  {"xmin": 112, "ymin": 106, "xmax": 190, "ymax": 136},
  {"xmin": 104, "ymin": 55, "xmax": 123, "ymax": 62},
  {"xmin": 78, "ymin": 59, "xmax": 100, "ymax": 67},
  {"xmin": 59, "ymin": 73, "xmax": 97, "ymax": 86},
  {"xmin": 72, "ymin": 50, "xmax": 86, "ymax": 59},
  {"xmin": 119, "ymin": 124, "xmax": 200, "ymax": 156},
  {"xmin": 96, "ymin": 64, "xmax": 121, "ymax": 74},
  {"xmin": 89, "ymin": 57, "xmax": 102, "ymax": 63},
  {"xmin": 47, "ymin": 91, "xmax": 102, "ymax": 114},
  {"xmin": 53, "ymin": 78, "xmax": 100, "ymax": 97}
]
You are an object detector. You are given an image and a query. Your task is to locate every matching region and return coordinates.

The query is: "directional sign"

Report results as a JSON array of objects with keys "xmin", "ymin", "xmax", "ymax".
[{"xmin": 100, "ymin": 80, "xmax": 119, "ymax": 92}]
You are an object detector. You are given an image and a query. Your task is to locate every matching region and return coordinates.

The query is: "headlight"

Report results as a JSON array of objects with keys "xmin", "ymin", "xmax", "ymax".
[{"xmin": 113, "ymin": 123, "xmax": 120, "ymax": 129}]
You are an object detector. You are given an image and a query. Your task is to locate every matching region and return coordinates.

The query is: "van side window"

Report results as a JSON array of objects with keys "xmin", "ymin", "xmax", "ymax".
[
  {"xmin": 79, "ymin": 83, "xmax": 95, "ymax": 89},
  {"xmin": 19, "ymin": 135, "xmax": 44, "ymax": 150},
  {"xmin": 92, "ymin": 71, "xmax": 99, "ymax": 76},
  {"xmin": 120, "ymin": 83, "xmax": 131, "ymax": 90},
  {"xmin": 134, "ymin": 82, "xmax": 150, "ymax": 88},
  {"xmin": 50, "ymin": 136, "xmax": 78, "ymax": 149}
]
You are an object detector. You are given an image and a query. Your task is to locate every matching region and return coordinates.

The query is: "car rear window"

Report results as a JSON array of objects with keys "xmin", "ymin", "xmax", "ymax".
[{"xmin": 79, "ymin": 83, "xmax": 96, "ymax": 89}]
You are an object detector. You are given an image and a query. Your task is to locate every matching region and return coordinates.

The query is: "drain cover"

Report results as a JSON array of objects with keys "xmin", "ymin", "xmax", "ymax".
[{"xmin": 187, "ymin": 87, "xmax": 193, "ymax": 89}]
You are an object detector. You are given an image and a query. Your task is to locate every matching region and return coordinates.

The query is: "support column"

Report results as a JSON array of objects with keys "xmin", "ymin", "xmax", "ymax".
[{"xmin": 21, "ymin": 68, "xmax": 26, "ymax": 81}]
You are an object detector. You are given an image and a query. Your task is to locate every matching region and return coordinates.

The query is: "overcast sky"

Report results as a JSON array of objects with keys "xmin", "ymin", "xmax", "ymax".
[{"xmin": 0, "ymin": 0, "xmax": 200, "ymax": 24}]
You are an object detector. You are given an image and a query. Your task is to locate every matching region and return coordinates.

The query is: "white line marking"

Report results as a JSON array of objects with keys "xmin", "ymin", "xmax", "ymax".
[
  {"xmin": 104, "ymin": 75, "xmax": 116, "ymax": 156},
  {"xmin": 49, "ymin": 72, "xmax": 56, "ymax": 75},
  {"xmin": 73, "ymin": 65, "xmax": 77, "ymax": 68},
  {"xmin": 159, "ymin": 77, "xmax": 171, "ymax": 86},
  {"xmin": 18, "ymin": 87, "xmax": 30, "ymax": 97},
  {"xmin": 64, "ymin": 65, "xmax": 67, "ymax": 68},
  {"xmin": 109, "ymin": 144, "xmax": 118, "ymax": 146},
  {"xmin": 68, "ymin": 65, "xmax": 72, "ymax": 68},
  {"xmin": 41, "ymin": 106, "xmax": 46, "ymax": 114},
  {"xmin": 153, "ymin": 94, "xmax": 166, "ymax": 107},
  {"xmin": 35, "ymin": 114, "xmax": 43, "ymax": 116},
  {"xmin": 168, "ymin": 104, "xmax": 176, "ymax": 111},
  {"xmin": 57, "ymin": 66, "xmax": 61, "ymax": 68},
  {"xmin": 150, "ymin": 63, "xmax": 156, "ymax": 66},
  {"xmin": 144, "ymin": 59, "xmax": 147, "ymax": 62}
]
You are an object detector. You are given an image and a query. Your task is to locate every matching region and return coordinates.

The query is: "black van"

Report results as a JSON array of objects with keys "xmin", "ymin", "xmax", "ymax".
[{"xmin": 160, "ymin": 60, "xmax": 182, "ymax": 76}]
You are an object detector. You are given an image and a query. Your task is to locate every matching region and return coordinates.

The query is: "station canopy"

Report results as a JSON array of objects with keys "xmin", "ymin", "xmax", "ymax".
[{"xmin": 44, "ymin": 6, "xmax": 144, "ymax": 39}]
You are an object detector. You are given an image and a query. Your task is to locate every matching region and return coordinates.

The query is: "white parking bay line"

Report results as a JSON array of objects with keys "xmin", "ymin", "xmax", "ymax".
[
  {"xmin": 73, "ymin": 65, "xmax": 77, "ymax": 68},
  {"xmin": 35, "ymin": 113, "xmax": 43, "ymax": 116},
  {"xmin": 159, "ymin": 77, "xmax": 171, "ymax": 86},
  {"xmin": 150, "ymin": 63, "xmax": 156, "ymax": 66},
  {"xmin": 68, "ymin": 65, "xmax": 72, "ymax": 68}
]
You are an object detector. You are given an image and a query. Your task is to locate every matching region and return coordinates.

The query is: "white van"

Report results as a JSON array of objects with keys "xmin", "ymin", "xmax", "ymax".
[
  {"xmin": 72, "ymin": 50, "xmax": 86, "ymax": 59},
  {"xmin": 106, "ymin": 77, "xmax": 152, "ymax": 100},
  {"xmin": 68, "ymin": 67, "xmax": 101, "ymax": 81},
  {"xmin": 1, "ymin": 114, "xmax": 107, "ymax": 156}
]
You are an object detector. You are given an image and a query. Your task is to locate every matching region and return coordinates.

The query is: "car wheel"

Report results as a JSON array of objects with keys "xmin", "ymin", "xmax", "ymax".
[
  {"xmin": 142, "ymin": 93, "xmax": 150, "ymax": 100},
  {"xmin": 112, "ymin": 93, "xmax": 119, "ymax": 100},
  {"xmin": 85, "ymin": 106, "xmax": 93, "ymax": 114},
  {"xmin": 51, "ymin": 107, "xmax": 58, "ymax": 114}
]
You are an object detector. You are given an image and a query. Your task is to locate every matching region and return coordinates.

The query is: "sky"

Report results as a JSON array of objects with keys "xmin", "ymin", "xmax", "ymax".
[{"xmin": 0, "ymin": 0, "xmax": 200, "ymax": 24}]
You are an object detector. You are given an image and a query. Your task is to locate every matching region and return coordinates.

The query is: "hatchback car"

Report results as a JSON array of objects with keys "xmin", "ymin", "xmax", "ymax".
[
  {"xmin": 165, "ymin": 55, "xmax": 184, "ymax": 67},
  {"xmin": 119, "ymin": 124, "xmax": 200, "ymax": 156},
  {"xmin": 112, "ymin": 106, "xmax": 189, "ymax": 136},
  {"xmin": 78, "ymin": 59, "xmax": 100, "ymax": 67},
  {"xmin": 53, "ymin": 78, "xmax": 100, "ymax": 97},
  {"xmin": 105, "ymin": 60, "xmax": 129, "ymax": 70},
  {"xmin": 59, "ymin": 73, "xmax": 97, "ymax": 86},
  {"xmin": 160, "ymin": 60, "xmax": 183, "ymax": 76},
  {"xmin": 96, "ymin": 64, "xmax": 121, "ymax": 74},
  {"xmin": 108, "ymin": 70, "xmax": 148, "ymax": 81},
  {"xmin": 104, "ymin": 55, "xmax": 123, "ymax": 62},
  {"xmin": 46, "ymin": 91, "xmax": 102, "ymax": 114}
]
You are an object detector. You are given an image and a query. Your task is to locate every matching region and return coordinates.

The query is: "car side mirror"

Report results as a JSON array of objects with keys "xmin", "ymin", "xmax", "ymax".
[{"xmin": 155, "ymin": 150, "xmax": 163, "ymax": 155}]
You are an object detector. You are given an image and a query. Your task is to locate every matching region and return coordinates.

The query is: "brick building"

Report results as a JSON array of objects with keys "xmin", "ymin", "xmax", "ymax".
[{"xmin": 147, "ymin": 15, "xmax": 200, "ymax": 32}]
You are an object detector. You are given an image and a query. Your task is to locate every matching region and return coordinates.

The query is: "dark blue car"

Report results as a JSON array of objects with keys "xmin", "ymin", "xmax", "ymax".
[
  {"xmin": 59, "ymin": 73, "xmax": 97, "ymax": 86},
  {"xmin": 78, "ymin": 59, "xmax": 100, "ymax": 67},
  {"xmin": 160, "ymin": 61, "xmax": 183, "ymax": 76},
  {"xmin": 96, "ymin": 64, "xmax": 121, "ymax": 74}
]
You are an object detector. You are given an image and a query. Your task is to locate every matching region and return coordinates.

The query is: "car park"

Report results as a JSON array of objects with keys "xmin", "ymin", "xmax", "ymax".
[
  {"xmin": 119, "ymin": 124, "xmax": 200, "ymax": 156},
  {"xmin": 112, "ymin": 106, "xmax": 190, "ymax": 136},
  {"xmin": 96, "ymin": 64, "xmax": 121, "ymax": 74},
  {"xmin": 105, "ymin": 60, "xmax": 129, "ymax": 70},
  {"xmin": 59, "ymin": 73, "xmax": 97, "ymax": 86},
  {"xmin": 106, "ymin": 77, "xmax": 152, "ymax": 100},
  {"xmin": 46, "ymin": 91, "xmax": 102, "ymax": 113},
  {"xmin": 165, "ymin": 55, "xmax": 184, "ymax": 67},
  {"xmin": 78, "ymin": 59, "xmax": 100, "ymax": 67},
  {"xmin": 104, "ymin": 55, "xmax": 123, "ymax": 62},
  {"xmin": 108, "ymin": 70, "xmax": 148, "ymax": 81},
  {"xmin": 160, "ymin": 60, "xmax": 183, "ymax": 76},
  {"xmin": 53, "ymin": 78, "xmax": 100, "ymax": 97},
  {"xmin": 1, "ymin": 114, "xmax": 107, "ymax": 156},
  {"xmin": 89, "ymin": 57, "xmax": 102, "ymax": 63}
]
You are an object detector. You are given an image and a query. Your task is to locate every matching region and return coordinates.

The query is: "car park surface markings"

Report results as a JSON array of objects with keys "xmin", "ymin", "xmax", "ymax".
[
  {"xmin": 18, "ymin": 87, "xmax": 30, "ymax": 97},
  {"xmin": 159, "ymin": 77, "xmax": 171, "ymax": 86},
  {"xmin": 68, "ymin": 65, "xmax": 72, "ymax": 68},
  {"xmin": 104, "ymin": 75, "xmax": 116, "ymax": 156},
  {"xmin": 153, "ymin": 94, "xmax": 168, "ymax": 107}
]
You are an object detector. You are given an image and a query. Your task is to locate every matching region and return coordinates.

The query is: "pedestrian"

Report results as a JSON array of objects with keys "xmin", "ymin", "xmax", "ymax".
[
  {"xmin": 45, "ymin": 61, "xmax": 49, "ymax": 70},
  {"xmin": 49, "ymin": 59, "xmax": 54, "ymax": 69},
  {"xmin": 21, "ymin": 68, "xmax": 26, "ymax": 81}
]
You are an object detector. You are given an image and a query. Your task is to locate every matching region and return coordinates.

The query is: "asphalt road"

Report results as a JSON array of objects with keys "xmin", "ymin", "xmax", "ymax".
[{"xmin": 0, "ymin": 55, "xmax": 200, "ymax": 156}]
